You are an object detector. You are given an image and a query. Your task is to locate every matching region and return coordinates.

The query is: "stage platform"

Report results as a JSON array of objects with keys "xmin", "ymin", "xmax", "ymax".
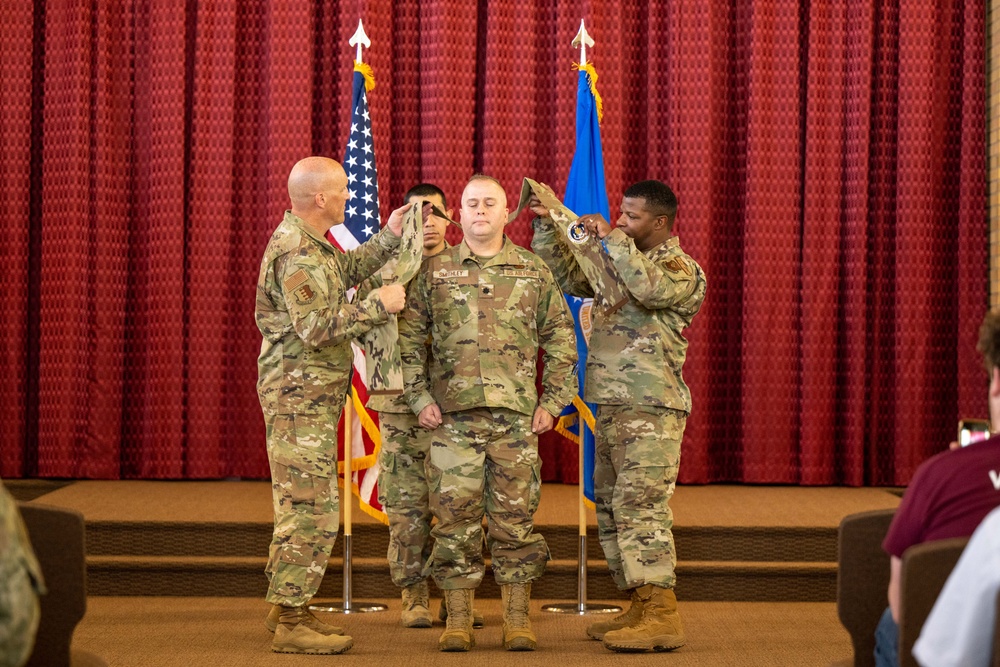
[{"xmin": 12, "ymin": 480, "xmax": 901, "ymax": 603}]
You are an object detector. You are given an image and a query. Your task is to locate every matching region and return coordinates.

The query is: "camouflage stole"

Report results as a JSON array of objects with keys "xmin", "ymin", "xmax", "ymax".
[
  {"xmin": 361, "ymin": 202, "xmax": 428, "ymax": 395},
  {"xmin": 509, "ymin": 177, "xmax": 628, "ymax": 314}
]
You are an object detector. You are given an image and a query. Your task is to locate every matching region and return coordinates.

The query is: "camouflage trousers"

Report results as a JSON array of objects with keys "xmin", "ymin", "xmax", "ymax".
[
  {"xmin": 263, "ymin": 412, "xmax": 341, "ymax": 607},
  {"xmin": 377, "ymin": 410, "xmax": 433, "ymax": 588},
  {"xmin": 593, "ymin": 404, "xmax": 684, "ymax": 590},
  {"xmin": 426, "ymin": 407, "xmax": 548, "ymax": 589}
]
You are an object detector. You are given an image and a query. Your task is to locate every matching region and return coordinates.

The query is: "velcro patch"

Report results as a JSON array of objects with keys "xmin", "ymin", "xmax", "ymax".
[
  {"xmin": 433, "ymin": 269, "xmax": 470, "ymax": 280},
  {"xmin": 293, "ymin": 284, "xmax": 317, "ymax": 305},
  {"xmin": 283, "ymin": 270, "xmax": 310, "ymax": 291},
  {"xmin": 501, "ymin": 269, "xmax": 539, "ymax": 279},
  {"xmin": 664, "ymin": 258, "xmax": 691, "ymax": 276}
]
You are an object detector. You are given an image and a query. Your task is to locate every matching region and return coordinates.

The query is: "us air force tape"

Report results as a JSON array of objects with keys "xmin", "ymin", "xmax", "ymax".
[{"xmin": 509, "ymin": 177, "xmax": 628, "ymax": 315}]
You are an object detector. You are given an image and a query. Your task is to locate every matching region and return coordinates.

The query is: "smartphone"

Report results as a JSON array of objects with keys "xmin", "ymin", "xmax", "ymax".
[{"xmin": 957, "ymin": 419, "xmax": 991, "ymax": 447}]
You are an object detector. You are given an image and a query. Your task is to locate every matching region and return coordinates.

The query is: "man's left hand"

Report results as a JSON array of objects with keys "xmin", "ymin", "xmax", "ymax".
[{"xmin": 531, "ymin": 407, "xmax": 555, "ymax": 434}]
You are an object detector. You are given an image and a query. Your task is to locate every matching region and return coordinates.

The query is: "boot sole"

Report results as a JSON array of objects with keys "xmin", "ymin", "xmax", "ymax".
[
  {"xmin": 504, "ymin": 638, "xmax": 537, "ymax": 651},
  {"xmin": 438, "ymin": 636, "xmax": 475, "ymax": 652},
  {"xmin": 604, "ymin": 637, "xmax": 685, "ymax": 653},
  {"xmin": 272, "ymin": 639, "xmax": 354, "ymax": 655},
  {"xmin": 402, "ymin": 617, "xmax": 433, "ymax": 628}
]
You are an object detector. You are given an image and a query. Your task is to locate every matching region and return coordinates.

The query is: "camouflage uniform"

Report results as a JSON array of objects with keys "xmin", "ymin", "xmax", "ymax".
[
  {"xmin": 256, "ymin": 210, "xmax": 399, "ymax": 606},
  {"xmin": 532, "ymin": 222, "xmax": 706, "ymax": 590},
  {"xmin": 398, "ymin": 237, "xmax": 578, "ymax": 589},
  {"xmin": 359, "ymin": 240, "xmax": 450, "ymax": 588},
  {"xmin": 0, "ymin": 483, "xmax": 44, "ymax": 667}
]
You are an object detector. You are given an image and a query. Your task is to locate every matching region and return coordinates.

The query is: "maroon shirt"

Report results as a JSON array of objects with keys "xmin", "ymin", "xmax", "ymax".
[{"xmin": 883, "ymin": 435, "xmax": 1000, "ymax": 558}]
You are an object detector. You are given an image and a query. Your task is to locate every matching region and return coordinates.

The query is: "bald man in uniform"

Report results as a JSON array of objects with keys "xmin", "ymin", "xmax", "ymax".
[{"xmin": 256, "ymin": 156, "xmax": 410, "ymax": 655}]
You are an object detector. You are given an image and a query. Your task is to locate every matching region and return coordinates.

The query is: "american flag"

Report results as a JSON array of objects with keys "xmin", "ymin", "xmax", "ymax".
[{"xmin": 327, "ymin": 63, "xmax": 386, "ymax": 523}]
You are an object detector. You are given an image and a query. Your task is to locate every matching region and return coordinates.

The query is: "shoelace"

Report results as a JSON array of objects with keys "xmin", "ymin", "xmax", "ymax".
[{"xmin": 507, "ymin": 588, "xmax": 529, "ymax": 626}]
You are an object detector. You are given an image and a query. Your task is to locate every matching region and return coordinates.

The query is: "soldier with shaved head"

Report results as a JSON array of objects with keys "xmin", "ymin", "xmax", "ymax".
[{"xmin": 255, "ymin": 156, "xmax": 412, "ymax": 655}]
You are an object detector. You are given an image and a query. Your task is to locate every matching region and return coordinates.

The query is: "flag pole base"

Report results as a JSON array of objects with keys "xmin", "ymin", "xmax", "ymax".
[
  {"xmin": 308, "ymin": 601, "xmax": 387, "ymax": 614},
  {"xmin": 541, "ymin": 535, "xmax": 622, "ymax": 614},
  {"xmin": 308, "ymin": 534, "xmax": 387, "ymax": 613},
  {"xmin": 541, "ymin": 602, "xmax": 622, "ymax": 615}
]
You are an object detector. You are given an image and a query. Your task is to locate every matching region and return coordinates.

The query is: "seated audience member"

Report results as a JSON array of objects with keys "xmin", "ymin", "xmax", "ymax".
[
  {"xmin": 913, "ymin": 503, "xmax": 1000, "ymax": 667},
  {"xmin": 874, "ymin": 309, "xmax": 1000, "ymax": 667},
  {"xmin": 0, "ymin": 481, "xmax": 44, "ymax": 667}
]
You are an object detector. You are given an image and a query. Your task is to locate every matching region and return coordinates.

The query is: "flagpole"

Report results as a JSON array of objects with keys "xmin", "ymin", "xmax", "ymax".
[
  {"xmin": 308, "ymin": 17, "xmax": 387, "ymax": 616},
  {"xmin": 541, "ymin": 18, "xmax": 621, "ymax": 616}
]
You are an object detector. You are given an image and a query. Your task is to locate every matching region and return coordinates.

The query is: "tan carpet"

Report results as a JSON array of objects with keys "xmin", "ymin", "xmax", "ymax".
[{"xmin": 73, "ymin": 596, "xmax": 853, "ymax": 667}]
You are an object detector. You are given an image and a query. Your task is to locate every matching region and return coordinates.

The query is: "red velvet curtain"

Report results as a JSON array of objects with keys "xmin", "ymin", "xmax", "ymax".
[{"xmin": 0, "ymin": 0, "xmax": 986, "ymax": 485}]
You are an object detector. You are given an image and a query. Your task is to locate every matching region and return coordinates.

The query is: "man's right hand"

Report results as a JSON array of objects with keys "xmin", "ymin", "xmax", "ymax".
[
  {"xmin": 375, "ymin": 284, "xmax": 406, "ymax": 313},
  {"xmin": 418, "ymin": 403, "xmax": 443, "ymax": 430}
]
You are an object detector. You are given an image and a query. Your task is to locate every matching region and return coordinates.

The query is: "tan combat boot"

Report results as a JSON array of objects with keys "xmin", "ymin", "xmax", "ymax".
[
  {"xmin": 500, "ymin": 582, "xmax": 537, "ymax": 651},
  {"xmin": 271, "ymin": 605, "xmax": 354, "ymax": 655},
  {"xmin": 438, "ymin": 599, "xmax": 486, "ymax": 628},
  {"xmin": 438, "ymin": 589, "xmax": 475, "ymax": 652},
  {"xmin": 400, "ymin": 580, "xmax": 433, "ymax": 628},
  {"xmin": 264, "ymin": 603, "xmax": 344, "ymax": 635},
  {"xmin": 586, "ymin": 588, "xmax": 643, "ymax": 640},
  {"xmin": 602, "ymin": 584, "xmax": 685, "ymax": 652}
]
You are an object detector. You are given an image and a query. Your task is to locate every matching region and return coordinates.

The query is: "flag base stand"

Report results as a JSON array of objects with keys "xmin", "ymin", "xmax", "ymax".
[
  {"xmin": 541, "ymin": 602, "xmax": 622, "ymax": 614},
  {"xmin": 542, "ymin": 535, "xmax": 622, "ymax": 615},
  {"xmin": 309, "ymin": 601, "xmax": 388, "ymax": 614},
  {"xmin": 308, "ymin": 535, "xmax": 387, "ymax": 614}
]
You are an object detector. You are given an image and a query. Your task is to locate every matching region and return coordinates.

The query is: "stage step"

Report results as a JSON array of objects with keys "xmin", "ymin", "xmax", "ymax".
[
  {"xmin": 86, "ymin": 553, "xmax": 836, "ymax": 602},
  {"xmin": 85, "ymin": 521, "xmax": 837, "ymax": 562},
  {"xmin": 19, "ymin": 480, "xmax": 894, "ymax": 603}
]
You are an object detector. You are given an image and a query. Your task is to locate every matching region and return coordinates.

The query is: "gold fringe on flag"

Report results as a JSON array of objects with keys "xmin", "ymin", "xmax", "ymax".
[
  {"xmin": 573, "ymin": 62, "xmax": 603, "ymax": 123},
  {"xmin": 354, "ymin": 61, "xmax": 376, "ymax": 92}
]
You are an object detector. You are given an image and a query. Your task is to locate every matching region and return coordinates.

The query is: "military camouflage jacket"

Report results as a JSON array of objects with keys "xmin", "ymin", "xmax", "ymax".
[
  {"xmin": 256, "ymin": 211, "xmax": 400, "ymax": 415},
  {"xmin": 0, "ymin": 483, "xmax": 44, "ymax": 666},
  {"xmin": 532, "ymin": 222, "xmax": 706, "ymax": 412},
  {"xmin": 398, "ymin": 237, "xmax": 578, "ymax": 418},
  {"xmin": 358, "ymin": 240, "xmax": 450, "ymax": 415}
]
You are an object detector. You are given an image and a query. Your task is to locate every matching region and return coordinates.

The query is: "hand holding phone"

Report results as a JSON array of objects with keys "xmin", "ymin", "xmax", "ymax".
[{"xmin": 958, "ymin": 419, "xmax": 991, "ymax": 447}]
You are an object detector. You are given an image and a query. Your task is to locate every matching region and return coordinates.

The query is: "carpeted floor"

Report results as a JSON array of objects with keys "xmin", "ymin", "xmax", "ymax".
[{"xmin": 74, "ymin": 596, "xmax": 854, "ymax": 667}]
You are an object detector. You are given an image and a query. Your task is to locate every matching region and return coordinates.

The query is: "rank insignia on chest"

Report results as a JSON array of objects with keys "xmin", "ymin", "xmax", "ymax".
[{"xmin": 480, "ymin": 283, "xmax": 494, "ymax": 299}]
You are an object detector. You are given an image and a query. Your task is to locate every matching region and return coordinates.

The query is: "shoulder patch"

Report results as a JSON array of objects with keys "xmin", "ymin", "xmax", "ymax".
[
  {"xmin": 664, "ymin": 258, "xmax": 692, "ymax": 276},
  {"xmin": 292, "ymin": 283, "xmax": 317, "ymax": 305},
  {"xmin": 283, "ymin": 269, "xmax": 310, "ymax": 291}
]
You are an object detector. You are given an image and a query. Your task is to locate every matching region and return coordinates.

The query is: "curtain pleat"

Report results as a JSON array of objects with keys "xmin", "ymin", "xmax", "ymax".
[{"xmin": 0, "ymin": 3, "xmax": 35, "ymax": 477}]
